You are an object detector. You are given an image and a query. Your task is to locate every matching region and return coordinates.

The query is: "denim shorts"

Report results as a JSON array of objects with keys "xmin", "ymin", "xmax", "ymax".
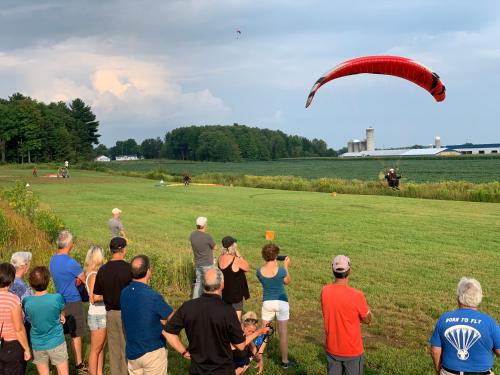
[{"xmin": 88, "ymin": 314, "xmax": 106, "ymax": 331}]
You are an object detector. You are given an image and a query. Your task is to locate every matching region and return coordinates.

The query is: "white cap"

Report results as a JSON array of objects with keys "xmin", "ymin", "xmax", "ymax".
[
  {"xmin": 112, "ymin": 208, "xmax": 122, "ymax": 215},
  {"xmin": 196, "ymin": 216, "xmax": 208, "ymax": 227},
  {"xmin": 389, "ymin": 168, "xmax": 395, "ymax": 172}
]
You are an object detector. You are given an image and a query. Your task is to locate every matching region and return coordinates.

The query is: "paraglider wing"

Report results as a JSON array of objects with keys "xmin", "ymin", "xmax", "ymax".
[{"xmin": 305, "ymin": 56, "xmax": 446, "ymax": 108}]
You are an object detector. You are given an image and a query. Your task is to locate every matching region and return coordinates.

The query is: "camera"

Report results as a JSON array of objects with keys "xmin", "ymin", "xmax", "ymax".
[{"xmin": 276, "ymin": 255, "xmax": 288, "ymax": 261}]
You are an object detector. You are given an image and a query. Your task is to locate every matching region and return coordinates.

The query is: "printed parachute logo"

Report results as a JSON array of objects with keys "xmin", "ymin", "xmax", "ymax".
[{"xmin": 444, "ymin": 325, "xmax": 481, "ymax": 360}]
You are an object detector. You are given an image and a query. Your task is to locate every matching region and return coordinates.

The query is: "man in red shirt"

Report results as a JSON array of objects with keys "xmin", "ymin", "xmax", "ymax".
[{"xmin": 321, "ymin": 255, "xmax": 372, "ymax": 375}]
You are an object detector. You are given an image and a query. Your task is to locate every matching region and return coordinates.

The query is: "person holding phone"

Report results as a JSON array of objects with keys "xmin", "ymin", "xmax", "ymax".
[{"xmin": 256, "ymin": 243, "xmax": 295, "ymax": 369}]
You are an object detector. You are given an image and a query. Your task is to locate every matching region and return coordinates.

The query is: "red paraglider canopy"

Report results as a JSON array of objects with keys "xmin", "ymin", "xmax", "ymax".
[{"xmin": 305, "ymin": 56, "xmax": 446, "ymax": 108}]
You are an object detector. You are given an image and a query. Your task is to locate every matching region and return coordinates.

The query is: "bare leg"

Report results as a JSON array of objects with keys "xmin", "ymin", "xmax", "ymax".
[
  {"xmin": 89, "ymin": 328, "xmax": 107, "ymax": 375},
  {"xmin": 71, "ymin": 336, "xmax": 83, "ymax": 365},
  {"xmin": 55, "ymin": 361, "xmax": 70, "ymax": 375},
  {"xmin": 236, "ymin": 310, "xmax": 242, "ymax": 322},
  {"xmin": 277, "ymin": 320, "xmax": 289, "ymax": 363},
  {"xmin": 35, "ymin": 364, "xmax": 51, "ymax": 375}
]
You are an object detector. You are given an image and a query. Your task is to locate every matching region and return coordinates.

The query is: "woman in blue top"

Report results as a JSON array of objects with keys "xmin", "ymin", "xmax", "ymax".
[{"xmin": 256, "ymin": 243, "xmax": 294, "ymax": 369}]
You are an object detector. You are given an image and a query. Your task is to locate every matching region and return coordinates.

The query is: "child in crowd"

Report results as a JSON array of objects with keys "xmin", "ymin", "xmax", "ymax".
[{"xmin": 23, "ymin": 266, "xmax": 68, "ymax": 375}]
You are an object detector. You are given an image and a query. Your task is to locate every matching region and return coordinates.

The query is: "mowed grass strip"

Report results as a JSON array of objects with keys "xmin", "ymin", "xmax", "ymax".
[{"xmin": 1, "ymin": 169, "xmax": 498, "ymax": 374}]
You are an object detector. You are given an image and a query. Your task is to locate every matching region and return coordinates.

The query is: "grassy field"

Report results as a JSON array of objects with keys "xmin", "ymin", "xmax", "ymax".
[
  {"xmin": 97, "ymin": 156, "xmax": 500, "ymax": 183},
  {"xmin": 0, "ymin": 167, "xmax": 499, "ymax": 374}
]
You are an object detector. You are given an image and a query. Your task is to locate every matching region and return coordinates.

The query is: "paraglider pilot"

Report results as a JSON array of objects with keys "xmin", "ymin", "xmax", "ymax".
[
  {"xmin": 385, "ymin": 168, "xmax": 401, "ymax": 189},
  {"xmin": 183, "ymin": 174, "xmax": 191, "ymax": 186}
]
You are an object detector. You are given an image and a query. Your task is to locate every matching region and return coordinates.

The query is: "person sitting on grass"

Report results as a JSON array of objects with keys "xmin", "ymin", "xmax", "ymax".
[
  {"xmin": 232, "ymin": 311, "xmax": 271, "ymax": 375},
  {"xmin": 256, "ymin": 243, "xmax": 295, "ymax": 369},
  {"xmin": 23, "ymin": 266, "xmax": 69, "ymax": 375}
]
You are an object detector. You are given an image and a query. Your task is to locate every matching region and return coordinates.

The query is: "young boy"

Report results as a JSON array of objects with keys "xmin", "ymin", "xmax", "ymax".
[{"xmin": 23, "ymin": 266, "xmax": 69, "ymax": 375}]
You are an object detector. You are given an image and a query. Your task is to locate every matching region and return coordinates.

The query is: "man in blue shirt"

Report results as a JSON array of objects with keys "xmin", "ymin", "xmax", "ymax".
[
  {"xmin": 49, "ymin": 230, "xmax": 87, "ymax": 373},
  {"xmin": 430, "ymin": 277, "xmax": 500, "ymax": 375},
  {"xmin": 121, "ymin": 255, "xmax": 174, "ymax": 375}
]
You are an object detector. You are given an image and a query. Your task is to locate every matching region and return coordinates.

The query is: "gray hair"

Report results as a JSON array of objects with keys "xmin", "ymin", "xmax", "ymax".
[
  {"xmin": 57, "ymin": 230, "xmax": 73, "ymax": 250},
  {"xmin": 456, "ymin": 277, "xmax": 483, "ymax": 307},
  {"xmin": 10, "ymin": 251, "xmax": 33, "ymax": 269},
  {"xmin": 202, "ymin": 267, "xmax": 224, "ymax": 292}
]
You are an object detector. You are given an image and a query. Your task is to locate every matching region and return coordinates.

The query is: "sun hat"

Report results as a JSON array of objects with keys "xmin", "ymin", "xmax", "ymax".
[{"xmin": 112, "ymin": 208, "xmax": 122, "ymax": 215}]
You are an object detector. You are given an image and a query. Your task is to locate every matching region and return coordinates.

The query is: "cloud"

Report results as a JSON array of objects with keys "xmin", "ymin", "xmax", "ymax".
[{"xmin": 0, "ymin": 38, "xmax": 230, "ymax": 143}]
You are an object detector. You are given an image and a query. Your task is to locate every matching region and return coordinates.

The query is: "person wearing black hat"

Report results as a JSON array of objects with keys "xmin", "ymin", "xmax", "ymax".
[
  {"xmin": 217, "ymin": 236, "xmax": 250, "ymax": 321},
  {"xmin": 93, "ymin": 237, "xmax": 131, "ymax": 375}
]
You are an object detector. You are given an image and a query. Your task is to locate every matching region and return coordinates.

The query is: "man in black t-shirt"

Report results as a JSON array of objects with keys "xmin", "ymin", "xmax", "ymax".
[
  {"xmin": 165, "ymin": 268, "xmax": 245, "ymax": 375},
  {"xmin": 93, "ymin": 237, "xmax": 131, "ymax": 375}
]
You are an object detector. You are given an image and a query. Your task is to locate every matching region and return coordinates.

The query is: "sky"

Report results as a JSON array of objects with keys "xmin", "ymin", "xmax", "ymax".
[{"xmin": 0, "ymin": 0, "xmax": 499, "ymax": 149}]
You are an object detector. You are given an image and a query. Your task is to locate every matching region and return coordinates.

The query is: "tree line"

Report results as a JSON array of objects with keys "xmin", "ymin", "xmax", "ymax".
[
  {"xmin": 0, "ymin": 93, "xmax": 99, "ymax": 163},
  {"xmin": 99, "ymin": 124, "xmax": 338, "ymax": 162}
]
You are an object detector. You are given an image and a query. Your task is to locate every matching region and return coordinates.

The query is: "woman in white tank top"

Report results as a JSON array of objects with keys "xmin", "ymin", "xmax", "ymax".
[{"xmin": 84, "ymin": 246, "xmax": 106, "ymax": 375}]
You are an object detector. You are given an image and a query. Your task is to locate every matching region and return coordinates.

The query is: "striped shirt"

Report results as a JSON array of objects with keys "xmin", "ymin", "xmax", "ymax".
[{"xmin": 0, "ymin": 291, "xmax": 21, "ymax": 341}]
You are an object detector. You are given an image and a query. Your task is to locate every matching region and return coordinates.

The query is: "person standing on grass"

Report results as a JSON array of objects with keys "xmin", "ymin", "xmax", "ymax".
[
  {"xmin": 218, "ymin": 236, "xmax": 250, "ymax": 321},
  {"xmin": 164, "ymin": 268, "xmax": 246, "ymax": 374},
  {"xmin": 84, "ymin": 246, "xmax": 107, "ymax": 375},
  {"xmin": 0, "ymin": 263, "xmax": 31, "ymax": 375},
  {"xmin": 430, "ymin": 277, "xmax": 500, "ymax": 375},
  {"xmin": 190, "ymin": 216, "xmax": 217, "ymax": 298},
  {"xmin": 121, "ymin": 255, "xmax": 174, "ymax": 375},
  {"xmin": 49, "ymin": 230, "xmax": 88, "ymax": 374},
  {"xmin": 321, "ymin": 255, "xmax": 372, "ymax": 375},
  {"xmin": 9, "ymin": 252, "xmax": 33, "ymax": 302},
  {"xmin": 93, "ymin": 237, "xmax": 131, "ymax": 375},
  {"xmin": 256, "ymin": 243, "xmax": 295, "ymax": 369},
  {"xmin": 23, "ymin": 266, "xmax": 69, "ymax": 375},
  {"xmin": 109, "ymin": 208, "xmax": 128, "ymax": 241}
]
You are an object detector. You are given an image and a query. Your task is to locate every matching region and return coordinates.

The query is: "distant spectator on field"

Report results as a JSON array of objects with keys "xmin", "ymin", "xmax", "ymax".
[
  {"xmin": 32, "ymin": 166, "xmax": 38, "ymax": 177},
  {"xmin": 256, "ymin": 243, "xmax": 294, "ymax": 369},
  {"xmin": 321, "ymin": 255, "xmax": 372, "ymax": 375},
  {"xmin": 121, "ymin": 255, "xmax": 174, "ymax": 375},
  {"xmin": 109, "ymin": 208, "xmax": 128, "ymax": 241},
  {"xmin": 218, "ymin": 236, "xmax": 250, "ymax": 321},
  {"xmin": 49, "ymin": 230, "xmax": 87, "ymax": 373},
  {"xmin": 190, "ymin": 216, "xmax": 217, "ymax": 298},
  {"xmin": 84, "ymin": 246, "xmax": 107, "ymax": 375},
  {"xmin": 23, "ymin": 266, "xmax": 69, "ymax": 375},
  {"xmin": 430, "ymin": 277, "xmax": 500, "ymax": 375},
  {"xmin": 93, "ymin": 237, "xmax": 131, "ymax": 375},
  {"xmin": 164, "ymin": 267, "xmax": 245, "ymax": 374},
  {"xmin": 10, "ymin": 251, "xmax": 33, "ymax": 302},
  {"xmin": 0, "ymin": 262, "xmax": 31, "ymax": 375}
]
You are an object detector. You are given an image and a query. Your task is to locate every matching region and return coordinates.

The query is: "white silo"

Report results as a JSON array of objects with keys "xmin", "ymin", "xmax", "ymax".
[
  {"xmin": 347, "ymin": 140, "xmax": 354, "ymax": 153},
  {"xmin": 434, "ymin": 136, "xmax": 441, "ymax": 148},
  {"xmin": 366, "ymin": 127, "xmax": 375, "ymax": 151},
  {"xmin": 352, "ymin": 139, "xmax": 361, "ymax": 152}
]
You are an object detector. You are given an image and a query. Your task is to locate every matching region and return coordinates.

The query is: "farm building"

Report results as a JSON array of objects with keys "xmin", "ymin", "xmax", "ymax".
[
  {"xmin": 445, "ymin": 143, "xmax": 500, "ymax": 155},
  {"xmin": 94, "ymin": 155, "xmax": 111, "ymax": 162},
  {"xmin": 115, "ymin": 155, "xmax": 140, "ymax": 161},
  {"xmin": 340, "ymin": 148, "xmax": 460, "ymax": 158}
]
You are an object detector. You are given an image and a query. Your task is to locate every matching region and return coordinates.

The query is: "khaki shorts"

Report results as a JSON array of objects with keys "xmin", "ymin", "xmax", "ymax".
[{"xmin": 33, "ymin": 342, "xmax": 68, "ymax": 366}]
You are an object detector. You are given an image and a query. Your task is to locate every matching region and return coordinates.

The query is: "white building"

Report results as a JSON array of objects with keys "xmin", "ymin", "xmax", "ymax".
[
  {"xmin": 340, "ymin": 148, "xmax": 460, "ymax": 158},
  {"xmin": 115, "ymin": 155, "xmax": 140, "ymax": 161},
  {"xmin": 95, "ymin": 155, "xmax": 111, "ymax": 162},
  {"xmin": 445, "ymin": 143, "xmax": 500, "ymax": 155}
]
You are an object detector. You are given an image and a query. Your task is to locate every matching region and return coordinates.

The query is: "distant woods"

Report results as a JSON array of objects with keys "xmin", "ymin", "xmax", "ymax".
[
  {"xmin": 0, "ymin": 93, "xmax": 99, "ymax": 163},
  {"xmin": 0, "ymin": 93, "xmax": 338, "ymax": 163},
  {"xmin": 103, "ymin": 125, "xmax": 338, "ymax": 162}
]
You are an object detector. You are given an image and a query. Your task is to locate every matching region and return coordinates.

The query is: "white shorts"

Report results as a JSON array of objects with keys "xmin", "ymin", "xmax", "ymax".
[{"xmin": 261, "ymin": 300, "xmax": 289, "ymax": 321}]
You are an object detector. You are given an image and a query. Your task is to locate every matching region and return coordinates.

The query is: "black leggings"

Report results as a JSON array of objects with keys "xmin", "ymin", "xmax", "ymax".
[{"xmin": 0, "ymin": 340, "xmax": 24, "ymax": 375}]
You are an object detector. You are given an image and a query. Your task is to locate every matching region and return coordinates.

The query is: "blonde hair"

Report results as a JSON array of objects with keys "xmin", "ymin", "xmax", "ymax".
[
  {"xmin": 221, "ymin": 246, "xmax": 237, "ymax": 256},
  {"xmin": 85, "ymin": 246, "xmax": 105, "ymax": 274}
]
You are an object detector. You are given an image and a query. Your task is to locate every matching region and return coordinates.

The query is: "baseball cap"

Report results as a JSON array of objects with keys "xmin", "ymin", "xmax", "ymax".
[
  {"xmin": 196, "ymin": 216, "xmax": 208, "ymax": 227},
  {"xmin": 112, "ymin": 208, "xmax": 122, "ymax": 214},
  {"xmin": 332, "ymin": 255, "xmax": 351, "ymax": 272},
  {"xmin": 222, "ymin": 236, "xmax": 237, "ymax": 249},
  {"xmin": 109, "ymin": 237, "xmax": 127, "ymax": 251}
]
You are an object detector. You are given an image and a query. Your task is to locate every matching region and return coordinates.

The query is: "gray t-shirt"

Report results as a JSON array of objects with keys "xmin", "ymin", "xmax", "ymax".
[
  {"xmin": 190, "ymin": 230, "xmax": 216, "ymax": 267},
  {"xmin": 109, "ymin": 218, "xmax": 124, "ymax": 237}
]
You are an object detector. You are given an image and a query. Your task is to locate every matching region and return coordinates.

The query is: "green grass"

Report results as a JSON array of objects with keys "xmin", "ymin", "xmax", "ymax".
[
  {"xmin": 0, "ymin": 167, "xmax": 499, "ymax": 374},
  {"xmin": 96, "ymin": 156, "xmax": 500, "ymax": 183}
]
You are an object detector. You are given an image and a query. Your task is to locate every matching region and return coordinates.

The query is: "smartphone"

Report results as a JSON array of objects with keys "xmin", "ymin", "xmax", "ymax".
[{"xmin": 276, "ymin": 255, "xmax": 287, "ymax": 261}]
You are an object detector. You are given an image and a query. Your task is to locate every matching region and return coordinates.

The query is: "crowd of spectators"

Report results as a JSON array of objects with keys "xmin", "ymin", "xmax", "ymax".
[{"xmin": 0, "ymin": 211, "xmax": 498, "ymax": 375}]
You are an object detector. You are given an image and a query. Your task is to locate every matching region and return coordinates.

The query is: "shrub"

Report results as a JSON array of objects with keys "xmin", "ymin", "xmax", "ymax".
[
  {"xmin": 2, "ymin": 181, "xmax": 39, "ymax": 220},
  {"xmin": 33, "ymin": 210, "xmax": 66, "ymax": 242},
  {"xmin": 0, "ymin": 211, "xmax": 13, "ymax": 245}
]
